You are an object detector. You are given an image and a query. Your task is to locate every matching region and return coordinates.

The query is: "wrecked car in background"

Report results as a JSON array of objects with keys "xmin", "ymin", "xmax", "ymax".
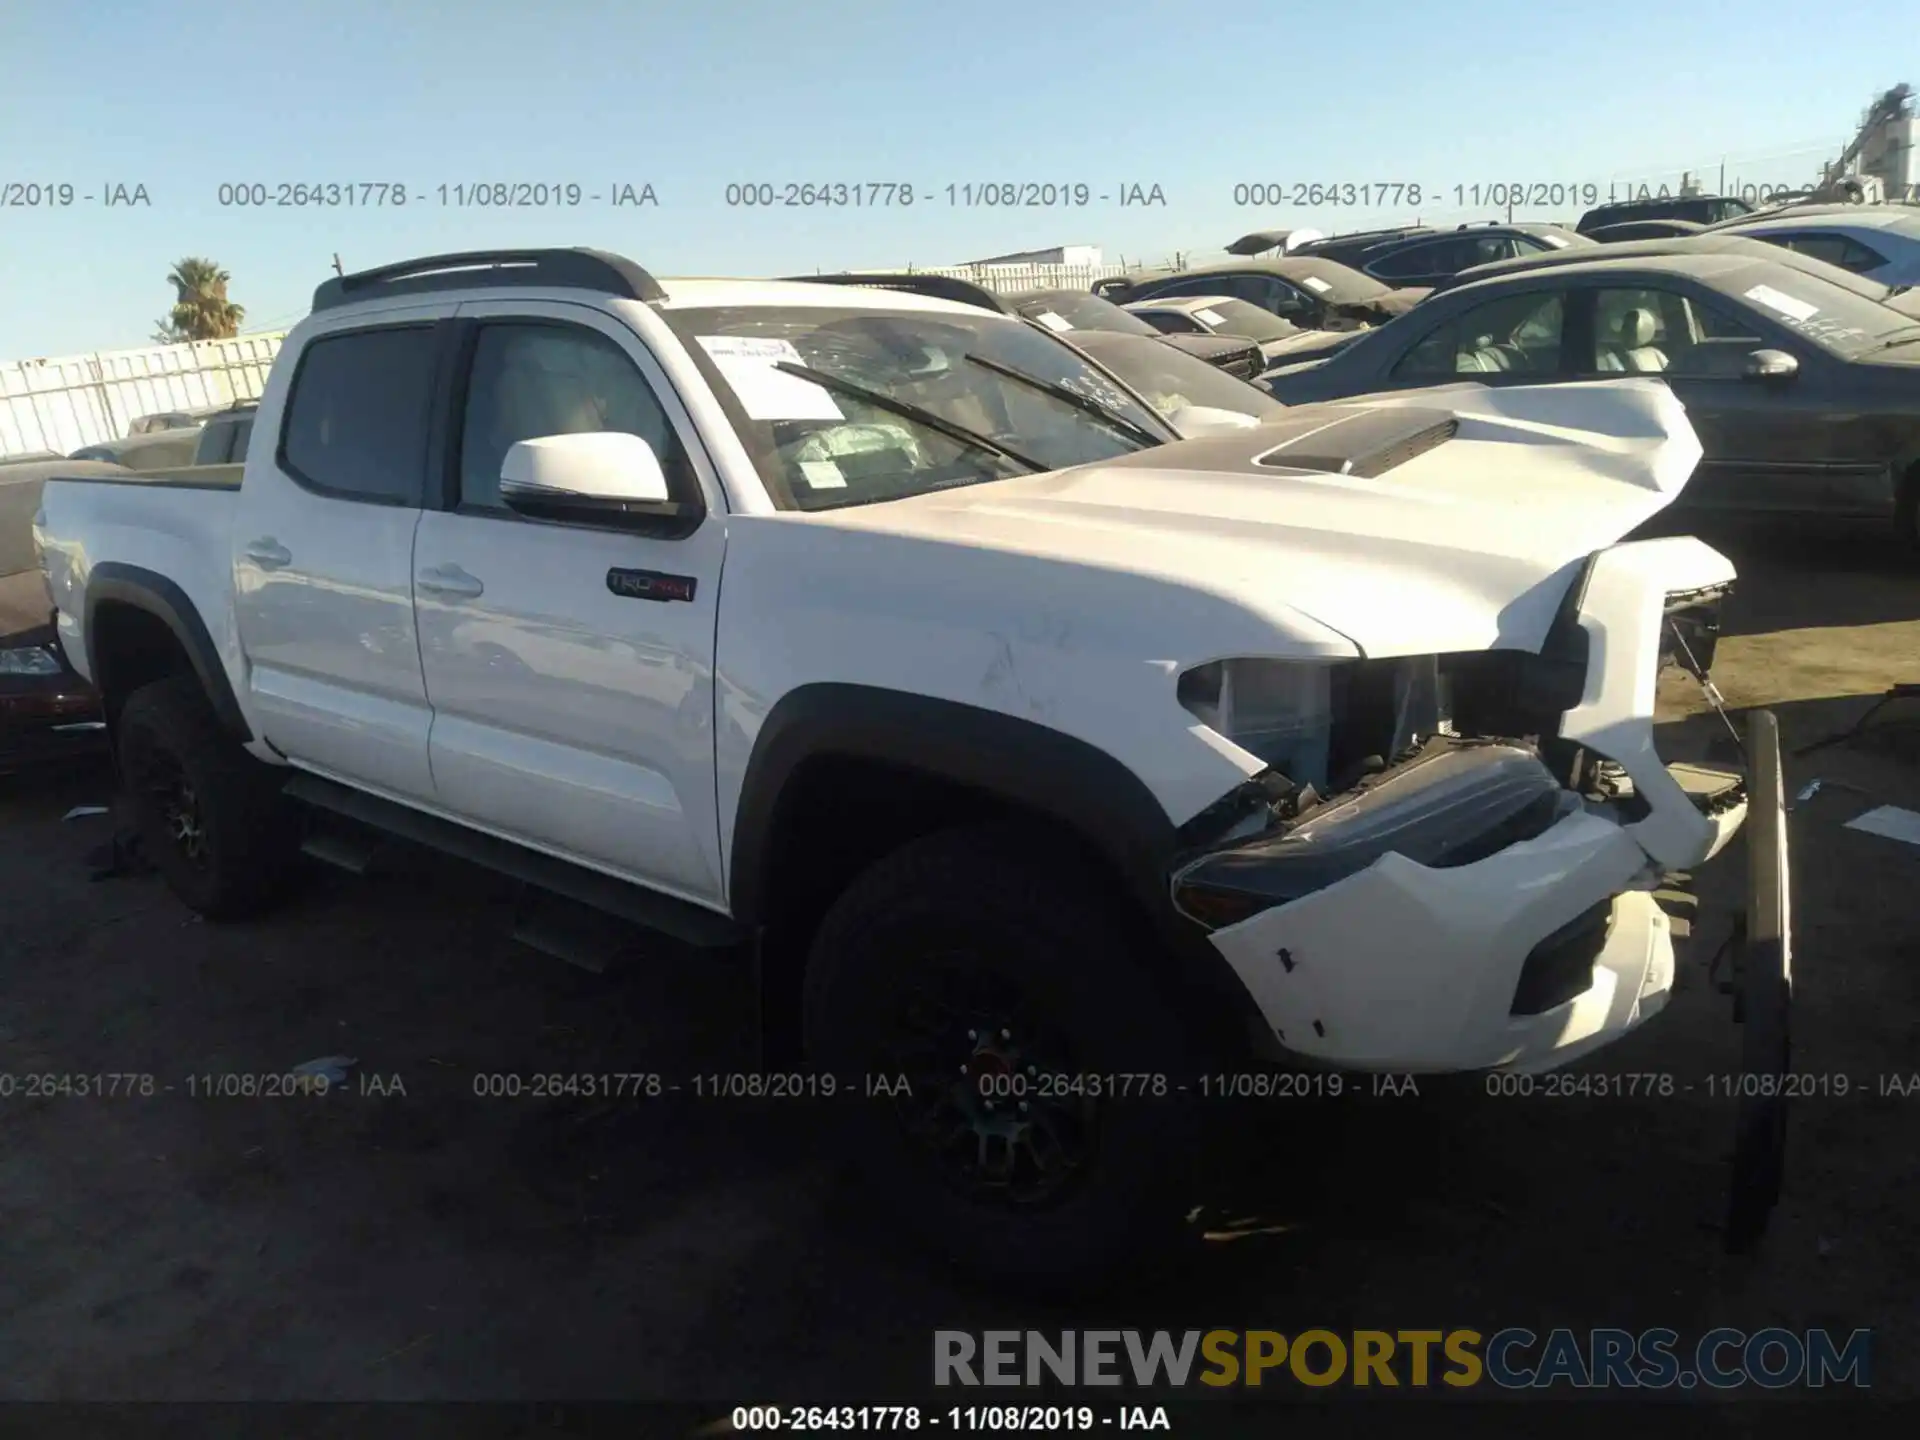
[
  {"xmin": 1123, "ymin": 294, "xmax": 1370, "ymax": 369},
  {"xmin": 1093, "ymin": 255, "xmax": 1424, "ymax": 331}
]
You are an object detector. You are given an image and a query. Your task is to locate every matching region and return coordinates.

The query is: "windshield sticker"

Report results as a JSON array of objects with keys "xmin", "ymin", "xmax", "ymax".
[
  {"xmin": 696, "ymin": 335, "xmax": 844, "ymax": 421},
  {"xmin": 1301, "ymin": 276, "xmax": 1333, "ymax": 293},
  {"xmin": 1744, "ymin": 285, "xmax": 1819, "ymax": 322},
  {"xmin": 797, "ymin": 459, "xmax": 848, "ymax": 489},
  {"xmin": 1035, "ymin": 311, "xmax": 1074, "ymax": 332},
  {"xmin": 1541, "ymin": 234, "xmax": 1571, "ymax": 248},
  {"xmin": 1194, "ymin": 308, "xmax": 1227, "ymax": 326}
]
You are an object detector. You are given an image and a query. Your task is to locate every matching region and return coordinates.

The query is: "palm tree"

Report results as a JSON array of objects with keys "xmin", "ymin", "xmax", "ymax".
[{"xmin": 152, "ymin": 257, "xmax": 245, "ymax": 343}]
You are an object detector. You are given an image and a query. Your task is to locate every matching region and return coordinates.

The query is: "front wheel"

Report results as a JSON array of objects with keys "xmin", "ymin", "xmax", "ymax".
[
  {"xmin": 803, "ymin": 824, "xmax": 1206, "ymax": 1284},
  {"xmin": 117, "ymin": 675, "xmax": 299, "ymax": 919}
]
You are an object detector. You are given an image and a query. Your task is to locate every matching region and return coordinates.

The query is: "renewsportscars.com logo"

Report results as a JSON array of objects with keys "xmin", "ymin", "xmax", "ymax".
[{"xmin": 933, "ymin": 1328, "xmax": 1872, "ymax": 1390}]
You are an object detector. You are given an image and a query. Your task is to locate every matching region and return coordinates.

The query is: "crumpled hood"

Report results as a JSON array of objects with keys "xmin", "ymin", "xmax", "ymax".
[{"xmin": 800, "ymin": 380, "xmax": 1703, "ymax": 659}]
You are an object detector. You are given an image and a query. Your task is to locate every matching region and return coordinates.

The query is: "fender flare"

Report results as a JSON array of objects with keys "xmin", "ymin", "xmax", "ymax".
[
  {"xmin": 728, "ymin": 683, "xmax": 1180, "ymax": 926},
  {"xmin": 84, "ymin": 562, "xmax": 251, "ymax": 741}
]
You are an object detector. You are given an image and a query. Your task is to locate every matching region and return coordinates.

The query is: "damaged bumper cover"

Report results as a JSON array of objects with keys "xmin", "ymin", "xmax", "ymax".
[{"xmin": 1176, "ymin": 536, "xmax": 1746, "ymax": 1073}]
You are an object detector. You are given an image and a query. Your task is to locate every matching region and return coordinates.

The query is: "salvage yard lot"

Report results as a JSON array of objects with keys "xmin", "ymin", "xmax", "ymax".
[{"xmin": 2, "ymin": 514, "xmax": 1917, "ymax": 1405}]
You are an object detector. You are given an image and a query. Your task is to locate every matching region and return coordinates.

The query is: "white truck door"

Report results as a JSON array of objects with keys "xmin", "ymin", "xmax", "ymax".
[
  {"xmin": 412, "ymin": 301, "xmax": 727, "ymax": 907},
  {"xmin": 232, "ymin": 310, "xmax": 445, "ymax": 801}
]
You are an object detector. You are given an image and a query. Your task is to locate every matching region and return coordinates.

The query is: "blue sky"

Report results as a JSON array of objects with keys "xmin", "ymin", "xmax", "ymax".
[{"xmin": 0, "ymin": 0, "xmax": 1907, "ymax": 358}]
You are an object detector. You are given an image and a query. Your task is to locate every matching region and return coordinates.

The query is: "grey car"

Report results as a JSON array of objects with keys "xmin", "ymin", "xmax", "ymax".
[
  {"xmin": 1700, "ymin": 206, "xmax": 1920, "ymax": 288},
  {"xmin": 1265, "ymin": 250, "xmax": 1920, "ymax": 540}
]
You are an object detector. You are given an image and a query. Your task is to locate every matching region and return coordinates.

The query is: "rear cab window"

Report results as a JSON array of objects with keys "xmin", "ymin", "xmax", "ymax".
[{"xmin": 279, "ymin": 326, "xmax": 440, "ymax": 504}]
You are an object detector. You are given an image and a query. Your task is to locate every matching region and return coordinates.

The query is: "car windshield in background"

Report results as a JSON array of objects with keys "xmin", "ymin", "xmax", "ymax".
[
  {"xmin": 1295, "ymin": 264, "xmax": 1392, "ymax": 303},
  {"xmin": 1714, "ymin": 264, "xmax": 1920, "ymax": 357},
  {"xmin": 663, "ymin": 304, "xmax": 1174, "ymax": 511},
  {"xmin": 1010, "ymin": 291, "xmax": 1160, "ymax": 336},
  {"xmin": 1194, "ymin": 299, "xmax": 1299, "ymax": 342},
  {"xmin": 1066, "ymin": 332, "xmax": 1287, "ymax": 424}
]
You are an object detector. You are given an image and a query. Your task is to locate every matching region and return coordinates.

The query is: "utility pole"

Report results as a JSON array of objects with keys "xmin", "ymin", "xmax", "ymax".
[{"xmin": 331, "ymin": 253, "xmax": 344, "ymax": 277}]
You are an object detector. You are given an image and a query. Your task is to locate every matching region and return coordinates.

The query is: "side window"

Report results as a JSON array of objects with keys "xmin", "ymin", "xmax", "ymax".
[
  {"xmin": 1665, "ymin": 294, "xmax": 1767, "ymax": 378},
  {"xmin": 1591, "ymin": 287, "xmax": 1694, "ymax": 372},
  {"xmin": 457, "ymin": 322, "xmax": 695, "ymax": 511},
  {"xmin": 1368, "ymin": 244, "xmax": 1434, "ymax": 280},
  {"xmin": 281, "ymin": 326, "xmax": 439, "ymax": 504},
  {"xmin": 1774, "ymin": 233, "xmax": 1853, "ymax": 268},
  {"xmin": 1391, "ymin": 291, "xmax": 1565, "ymax": 379},
  {"xmin": 1463, "ymin": 235, "xmax": 1516, "ymax": 267}
]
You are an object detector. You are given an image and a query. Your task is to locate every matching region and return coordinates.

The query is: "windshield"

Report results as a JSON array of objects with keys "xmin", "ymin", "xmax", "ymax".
[
  {"xmin": 1719, "ymin": 264, "xmax": 1920, "ymax": 358},
  {"xmin": 1289, "ymin": 263, "xmax": 1389, "ymax": 303},
  {"xmin": 664, "ymin": 304, "xmax": 1173, "ymax": 510},
  {"xmin": 1011, "ymin": 291, "xmax": 1160, "ymax": 337},
  {"xmin": 1067, "ymin": 333, "xmax": 1288, "ymax": 424},
  {"xmin": 1192, "ymin": 299, "xmax": 1300, "ymax": 342}
]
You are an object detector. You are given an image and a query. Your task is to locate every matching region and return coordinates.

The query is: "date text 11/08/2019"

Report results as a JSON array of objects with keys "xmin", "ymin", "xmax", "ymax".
[
  {"xmin": 723, "ymin": 182, "xmax": 1167, "ymax": 208},
  {"xmin": 1229, "ymin": 181, "xmax": 1803, "ymax": 208}
]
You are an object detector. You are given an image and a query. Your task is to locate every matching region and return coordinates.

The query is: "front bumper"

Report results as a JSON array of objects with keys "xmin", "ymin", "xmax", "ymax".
[{"xmin": 1190, "ymin": 536, "xmax": 1750, "ymax": 1073}]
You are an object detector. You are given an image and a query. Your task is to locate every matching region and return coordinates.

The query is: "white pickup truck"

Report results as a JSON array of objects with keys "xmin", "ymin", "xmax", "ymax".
[{"xmin": 32, "ymin": 248, "xmax": 1787, "ymax": 1277}]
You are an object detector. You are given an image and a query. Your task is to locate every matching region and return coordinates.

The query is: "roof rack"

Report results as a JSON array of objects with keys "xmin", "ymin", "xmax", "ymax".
[
  {"xmin": 779, "ymin": 271, "xmax": 1014, "ymax": 314},
  {"xmin": 311, "ymin": 248, "xmax": 664, "ymax": 312}
]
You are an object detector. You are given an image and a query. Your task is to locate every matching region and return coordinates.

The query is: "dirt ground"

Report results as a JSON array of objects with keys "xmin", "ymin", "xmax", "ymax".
[{"xmin": 2, "ymin": 512, "xmax": 1918, "ymax": 1416}]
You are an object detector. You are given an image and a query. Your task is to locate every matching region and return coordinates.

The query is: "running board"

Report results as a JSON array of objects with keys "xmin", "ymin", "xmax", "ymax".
[
  {"xmin": 281, "ymin": 773, "xmax": 746, "ymax": 950},
  {"xmin": 300, "ymin": 827, "xmax": 384, "ymax": 876}
]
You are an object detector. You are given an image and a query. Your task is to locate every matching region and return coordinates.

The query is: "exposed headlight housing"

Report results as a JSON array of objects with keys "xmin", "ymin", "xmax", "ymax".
[
  {"xmin": 1177, "ymin": 656, "xmax": 1455, "ymax": 795},
  {"xmin": 1171, "ymin": 736, "xmax": 1572, "ymax": 928}
]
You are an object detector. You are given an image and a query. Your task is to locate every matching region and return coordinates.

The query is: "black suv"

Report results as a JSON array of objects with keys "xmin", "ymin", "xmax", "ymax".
[
  {"xmin": 1295, "ymin": 223, "xmax": 1593, "ymax": 288},
  {"xmin": 1576, "ymin": 195, "xmax": 1754, "ymax": 234}
]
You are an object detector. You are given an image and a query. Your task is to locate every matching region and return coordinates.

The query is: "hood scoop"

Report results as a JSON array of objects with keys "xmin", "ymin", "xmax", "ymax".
[{"xmin": 1253, "ymin": 405, "xmax": 1459, "ymax": 479}]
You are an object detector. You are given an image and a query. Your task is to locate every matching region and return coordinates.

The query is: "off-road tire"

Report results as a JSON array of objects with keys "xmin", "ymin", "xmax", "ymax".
[
  {"xmin": 803, "ymin": 823, "xmax": 1206, "ymax": 1286},
  {"xmin": 116, "ymin": 675, "xmax": 299, "ymax": 919}
]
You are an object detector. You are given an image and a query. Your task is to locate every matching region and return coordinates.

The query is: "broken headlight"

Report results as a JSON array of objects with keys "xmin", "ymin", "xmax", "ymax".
[
  {"xmin": 1171, "ymin": 738, "xmax": 1572, "ymax": 928},
  {"xmin": 1177, "ymin": 656, "xmax": 1455, "ymax": 795},
  {"xmin": 1178, "ymin": 659, "xmax": 1336, "ymax": 790}
]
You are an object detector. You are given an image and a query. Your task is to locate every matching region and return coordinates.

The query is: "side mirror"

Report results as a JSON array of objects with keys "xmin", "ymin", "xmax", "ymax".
[
  {"xmin": 1743, "ymin": 348, "xmax": 1799, "ymax": 381},
  {"xmin": 499, "ymin": 431, "xmax": 685, "ymax": 529},
  {"xmin": 1167, "ymin": 404, "xmax": 1263, "ymax": 438}
]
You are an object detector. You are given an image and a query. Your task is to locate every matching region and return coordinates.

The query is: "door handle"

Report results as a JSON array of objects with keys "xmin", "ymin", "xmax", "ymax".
[
  {"xmin": 416, "ymin": 564, "xmax": 485, "ymax": 600},
  {"xmin": 243, "ymin": 538, "xmax": 292, "ymax": 570}
]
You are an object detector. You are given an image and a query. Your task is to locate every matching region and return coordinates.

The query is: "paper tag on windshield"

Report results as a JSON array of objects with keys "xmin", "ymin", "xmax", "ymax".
[
  {"xmin": 797, "ymin": 459, "xmax": 848, "ymax": 489},
  {"xmin": 1194, "ymin": 308, "xmax": 1227, "ymax": 326},
  {"xmin": 1301, "ymin": 276, "xmax": 1333, "ymax": 293},
  {"xmin": 1035, "ymin": 311, "xmax": 1074, "ymax": 332},
  {"xmin": 696, "ymin": 335, "xmax": 844, "ymax": 421},
  {"xmin": 1744, "ymin": 285, "xmax": 1818, "ymax": 322}
]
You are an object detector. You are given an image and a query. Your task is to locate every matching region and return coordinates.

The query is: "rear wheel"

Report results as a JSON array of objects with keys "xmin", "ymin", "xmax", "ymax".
[
  {"xmin": 117, "ymin": 675, "xmax": 299, "ymax": 919},
  {"xmin": 803, "ymin": 824, "xmax": 1206, "ymax": 1284}
]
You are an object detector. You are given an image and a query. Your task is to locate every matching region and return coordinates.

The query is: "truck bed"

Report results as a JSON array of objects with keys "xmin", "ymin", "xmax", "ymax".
[{"xmin": 36, "ymin": 471, "xmax": 244, "ymax": 689}]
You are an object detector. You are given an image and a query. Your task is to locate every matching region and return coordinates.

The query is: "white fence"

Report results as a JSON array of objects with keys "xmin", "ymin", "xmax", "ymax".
[{"xmin": 0, "ymin": 331, "xmax": 287, "ymax": 460}]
